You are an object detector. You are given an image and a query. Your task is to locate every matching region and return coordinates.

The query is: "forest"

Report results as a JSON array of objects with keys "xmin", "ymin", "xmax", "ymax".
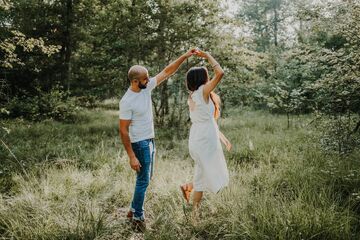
[{"xmin": 1, "ymin": 0, "xmax": 360, "ymax": 239}]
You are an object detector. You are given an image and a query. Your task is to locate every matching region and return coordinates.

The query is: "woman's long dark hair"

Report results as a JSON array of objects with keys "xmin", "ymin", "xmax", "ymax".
[{"xmin": 186, "ymin": 67, "xmax": 221, "ymax": 119}]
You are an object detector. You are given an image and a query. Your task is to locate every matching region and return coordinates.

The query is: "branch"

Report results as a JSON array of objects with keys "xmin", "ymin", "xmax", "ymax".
[
  {"xmin": 352, "ymin": 120, "xmax": 360, "ymax": 134},
  {"xmin": 307, "ymin": 115, "xmax": 323, "ymax": 126}
]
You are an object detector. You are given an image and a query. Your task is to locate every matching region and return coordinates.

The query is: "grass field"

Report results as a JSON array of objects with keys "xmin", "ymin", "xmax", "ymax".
[{"xmin": 0, "ymin": 108, "xmax": 359, "ymax": 239}]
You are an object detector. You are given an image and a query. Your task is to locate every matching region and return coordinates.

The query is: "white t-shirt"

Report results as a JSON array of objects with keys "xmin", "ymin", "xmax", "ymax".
[{"xmin": 119, "ymin": 77, "xmax": 157, "ymax": 143}]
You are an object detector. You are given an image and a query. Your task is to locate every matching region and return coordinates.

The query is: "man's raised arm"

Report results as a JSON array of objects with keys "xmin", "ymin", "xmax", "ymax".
[{"xmin": 154, "ymin": 48, "xmax": 197, "ymax": 86}]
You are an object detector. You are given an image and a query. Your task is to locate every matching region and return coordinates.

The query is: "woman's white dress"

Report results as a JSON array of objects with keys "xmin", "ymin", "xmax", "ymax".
[{"xmin": 188, "ymin": 85, "xmax": 229, "ymax": 193}]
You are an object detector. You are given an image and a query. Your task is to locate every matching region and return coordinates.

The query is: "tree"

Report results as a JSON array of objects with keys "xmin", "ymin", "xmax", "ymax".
[{"xmin": 238, "ymin": 0, "xmax": 290, "ymax": 52}]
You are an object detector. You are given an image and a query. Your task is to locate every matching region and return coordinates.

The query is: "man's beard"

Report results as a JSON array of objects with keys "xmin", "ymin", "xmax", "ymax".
[{"xmin": 138, "ymin": 82, "xmax": 147, "ymax": 89}]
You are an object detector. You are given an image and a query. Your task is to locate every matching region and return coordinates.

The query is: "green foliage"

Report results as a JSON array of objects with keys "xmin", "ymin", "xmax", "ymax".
[
  {"xmin": 75, "ymin": 95, "xmax": 98, "ymax": 109},
  {"xmin": 317, "ymin": 115, "xmax": 360, "ymax": 155},
  {"xmin": 0, "ymin": 0, "xmax": 240, "ymax": 124},
  {"xmin": 303, "ymin": 2, "xmax": 360, "ymax": 154},
  {"xmin": 0, "ymin": 30, "xmax": 60, "ymax": 69},
  {"xmin": 2, "ymin": 86, "xmax": 79, "ymax": 121},
  {"xmin": 219, "ymin": 47, "xmax": 270, "ymax": 109},
  {"xmin": 265, "ymin": 82, "xmax": 306, "ymax": 114},
  {"xmin": 238, "ymin": 0, "xmax": 291, "ymax": 51},
  {"xmin": 234, "ymin": 0, "xmax": 360, "ymax": 152}
]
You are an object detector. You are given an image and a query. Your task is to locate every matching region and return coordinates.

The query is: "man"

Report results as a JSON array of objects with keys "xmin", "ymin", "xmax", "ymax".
[{"xmin": 119, "ymin": 48, "xmax": 197, "ymax": 232}]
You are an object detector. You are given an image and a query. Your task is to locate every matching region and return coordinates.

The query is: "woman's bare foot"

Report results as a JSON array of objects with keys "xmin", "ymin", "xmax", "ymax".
[{"xmin": 180, "ymin": 183, "xmax": 193, "ymax": 203}]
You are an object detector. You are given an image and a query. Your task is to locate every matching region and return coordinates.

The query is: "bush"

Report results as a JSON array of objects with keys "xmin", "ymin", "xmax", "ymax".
[
  {"xmin": 318, "ymin": 115, "xmax": 360, "ymax": 155},
  {"xmin": 75, "ymin": 95, "xmax": 98, "ymax": 108},
  {"xmin": 1, "ymin": 87, "xmax": 79, "ymax": 122}
]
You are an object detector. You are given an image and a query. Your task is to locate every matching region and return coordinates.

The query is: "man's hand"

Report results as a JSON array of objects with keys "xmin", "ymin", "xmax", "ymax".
[
  {"xmin": 155, "ymin": 47, "xmax": 198, "ymax": 86},
  {"xmin": 185, "ymin": 47, "xmax": 199, "ymax": 58},
  {"xmin": 130, "ymin": 156, "xmax": 142, "ymax": 172}
]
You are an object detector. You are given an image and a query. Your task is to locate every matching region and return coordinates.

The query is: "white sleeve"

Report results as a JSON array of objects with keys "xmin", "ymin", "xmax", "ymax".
[
  {"xmin": 147, "ymin": 77, "xmax": 157, "ymax": 91},
  {"xmin": 119, "ymin": 100, "xmax": 132, "ymax": 120}
]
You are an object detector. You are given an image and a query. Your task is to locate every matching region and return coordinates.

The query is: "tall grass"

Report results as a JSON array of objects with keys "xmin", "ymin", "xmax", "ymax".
[{"xmin": 0, "ymin": 108, "xmax": 359, "ymax": 239}]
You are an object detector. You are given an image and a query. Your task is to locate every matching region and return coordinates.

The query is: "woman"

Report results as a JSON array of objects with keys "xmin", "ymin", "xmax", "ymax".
[{"xmin": 180, "ymin": 49, "xmax": 231, "ymax": 213}]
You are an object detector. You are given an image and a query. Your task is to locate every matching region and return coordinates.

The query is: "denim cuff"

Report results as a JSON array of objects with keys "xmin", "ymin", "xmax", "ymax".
[{"xmin": 130, "ymin": 207, "xmax": 145, "ymax": 221}]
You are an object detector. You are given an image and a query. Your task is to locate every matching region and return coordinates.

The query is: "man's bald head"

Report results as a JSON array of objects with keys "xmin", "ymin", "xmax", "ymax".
[{"xmin": 128, "ymin": 65, "xmax": 148, "ymax": 82}]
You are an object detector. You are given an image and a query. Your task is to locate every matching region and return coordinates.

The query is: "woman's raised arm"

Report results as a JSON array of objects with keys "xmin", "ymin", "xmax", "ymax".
[{"xmin": 195, "ymin": 50, "xmax": 224, "ymax": 101}]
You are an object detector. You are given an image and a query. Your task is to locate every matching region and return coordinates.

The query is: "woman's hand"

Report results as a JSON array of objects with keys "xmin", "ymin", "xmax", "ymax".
[
  {"xmin": 194, "ymin": 48, "xmax": 208, "ymax": 58},
  {"xmin": 223, "ymin": 138, "xmax": 232, "ymax": 152},
  {"xmin": 185, "ymin": 48, "xmax": 199, "ymax": 58},
  {"xmin": 219, "ymin": 131, "xmax": 232, "ymax": 151}
]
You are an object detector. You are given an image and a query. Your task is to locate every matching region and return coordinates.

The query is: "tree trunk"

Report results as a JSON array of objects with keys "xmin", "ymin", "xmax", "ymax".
[
  {"xmin": 273, "ymin": 0, "xmax": 279, "ymax": 47},
  {"xmin": 287, "ymin": 112, "xmax": 290, "ymax": 129},
  {"xmin": 155, "ymin": 2, "xmax": 169, "ymax": 125},
  {"xmin": 63, "ymin": 0, "xmax": 73, "ymax": 91}
]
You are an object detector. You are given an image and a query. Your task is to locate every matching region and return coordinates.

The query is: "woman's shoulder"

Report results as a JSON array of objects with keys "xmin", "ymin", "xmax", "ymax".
[
  {"xmin": 194, "ymin": 84, "xmax": 205, "ymax": 96},
  {"xmin": 197, "ymin": 84, "xmax": 205, "ymax": 91},
  {"xmin": 192, "ymin": 85, "xmax": 206, "ymax": 104}
]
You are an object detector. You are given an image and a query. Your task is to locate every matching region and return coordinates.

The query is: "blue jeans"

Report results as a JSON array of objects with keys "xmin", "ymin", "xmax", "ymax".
[{"xmin": 130, "ymin": 139, "xmax": 155, "ymax": 220}]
